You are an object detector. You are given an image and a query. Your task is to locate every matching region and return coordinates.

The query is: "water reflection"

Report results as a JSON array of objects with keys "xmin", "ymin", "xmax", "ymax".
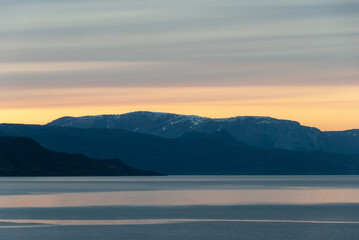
[
  {"xmin": 1, "ymin": 189, "xmax": 359, "ymax": 208},
  {"xmin": 1, "ymin": 176, "xmax": 359, "ymax": 196},
  {"xmin": 1, "ymin": 218, "xmax": 359, "ymax": 229}
]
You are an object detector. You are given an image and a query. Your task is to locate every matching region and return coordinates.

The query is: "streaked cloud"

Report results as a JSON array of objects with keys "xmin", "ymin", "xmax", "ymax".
[
  {"xmin": 0, "ymin": 0, "xmax": 358, "ymax": 129},
  {"xmin": 0, "ymin": 61, "xmax": 357, "ymax": 87},
  {"xmin": 0, "ymin": 61, "xmax": 163, "ymax": 74}
]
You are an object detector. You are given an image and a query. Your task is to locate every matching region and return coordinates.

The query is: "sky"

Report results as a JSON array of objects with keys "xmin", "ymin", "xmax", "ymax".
[{"xmin": 0, "ymin": 0, "xmax": 358, "ymax": 130}]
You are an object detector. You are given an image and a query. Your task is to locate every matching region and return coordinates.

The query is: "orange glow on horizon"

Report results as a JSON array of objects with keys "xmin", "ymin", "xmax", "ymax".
[{"xmin": 0, "ymin": 85, "xmax": 358, "ymax": 131}]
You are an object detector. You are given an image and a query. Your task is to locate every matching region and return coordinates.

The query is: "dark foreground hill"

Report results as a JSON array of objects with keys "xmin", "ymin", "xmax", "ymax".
[
  {"xmin": 0, "ymin": 136, "xmax": 160, "ymax": 176},
  {"xmin": 0, "ymin": 124, "xmax": 358, "ymax": 175},
  {"xmin": 47, "ymin": 111, "xmax": 359, "ymax": 155}
]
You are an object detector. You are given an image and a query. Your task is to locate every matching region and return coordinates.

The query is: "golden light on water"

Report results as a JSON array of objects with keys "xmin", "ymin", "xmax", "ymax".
[{"xmin": 1, "ymin": 189, "xmax": 359, "ymax": 208}]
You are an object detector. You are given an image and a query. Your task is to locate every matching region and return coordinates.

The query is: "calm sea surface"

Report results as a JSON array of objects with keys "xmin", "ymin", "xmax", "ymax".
[{"xmin": 1, "ymin": 175, "xmax": 359, "ymax": 239}]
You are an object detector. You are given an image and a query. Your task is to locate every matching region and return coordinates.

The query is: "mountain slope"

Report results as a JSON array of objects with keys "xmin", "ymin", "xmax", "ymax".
[
  {"xmin": 47, "ymin": 111, "xmax": 359, "ymax": 154},
  {"xmin": 323, "ymin": 130, "xmax": 359, "ymax": 155},
  {"xmin": 0, "ymin": 136, "xmax": 160, "ymax": 176},
  {"xmin": 1, "ymin": 124, "xmax": 358, "ymax": 175}
]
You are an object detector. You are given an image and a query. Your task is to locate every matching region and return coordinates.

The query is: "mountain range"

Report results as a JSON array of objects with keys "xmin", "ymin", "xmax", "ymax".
[
  {"xmin": 0, "ymin": 123, "xmax": 358, "ymax": 175},
  {"xmin": 0, "ymin": 136, "xmax": 160, "ymax": 176},
  {"xmin": 47, "ymin": 111, "xmax": 359, "ymax": 155}
]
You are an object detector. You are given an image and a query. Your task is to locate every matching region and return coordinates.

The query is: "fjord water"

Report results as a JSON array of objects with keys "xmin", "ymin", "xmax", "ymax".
[{"xmin": 1, "ymin": 176, "xmax": 359, "ymax": 240}]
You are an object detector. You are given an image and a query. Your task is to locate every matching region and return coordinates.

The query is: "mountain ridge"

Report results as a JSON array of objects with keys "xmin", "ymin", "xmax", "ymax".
[
  {"xmin": 46, "ymin": 111, "xmax": 359, "ymax": 154},
  {"xmin": 0, "ymin": 136, "xmax": 161, "ymax": 176},
  {"xmin": 1, "ymin": 124, "xmax": 359, "ymax": 175}
]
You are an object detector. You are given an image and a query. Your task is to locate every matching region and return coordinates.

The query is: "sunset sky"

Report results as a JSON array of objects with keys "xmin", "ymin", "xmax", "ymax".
[{"xmin": 1, "ymin": 0, "xmax": 358, "ymax": 130}]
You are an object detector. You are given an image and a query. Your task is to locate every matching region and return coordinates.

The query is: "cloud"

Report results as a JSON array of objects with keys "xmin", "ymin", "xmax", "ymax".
[
  {"xmin": 0, "ymin": 60, "xmax": 358, "ymax": 88},
  {"xmin": 0, "ymin": 0, "xmax": 358, "ymax": 87},
  {"xmin": 0, "ymin": 0, "xmax": 358, "ymax": 129}
]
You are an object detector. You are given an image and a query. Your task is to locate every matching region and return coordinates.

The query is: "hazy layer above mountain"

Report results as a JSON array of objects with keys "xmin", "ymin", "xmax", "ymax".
[
  {"xmin": 1, "ymin": 124, "xmax": 358, "ymax": 175},
  {"xmin": 0, "ymin": 136, "xmax": 160, "ymax": 176},
  {"xmin": 47, "ymin": 111, "xmax": 359, "ymax": 154}
]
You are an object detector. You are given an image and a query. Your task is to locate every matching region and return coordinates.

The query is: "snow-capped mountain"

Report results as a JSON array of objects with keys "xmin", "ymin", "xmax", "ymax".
[{"xmin": 45, "ymin": 111, "xmax": 359, "ymax": 154}]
